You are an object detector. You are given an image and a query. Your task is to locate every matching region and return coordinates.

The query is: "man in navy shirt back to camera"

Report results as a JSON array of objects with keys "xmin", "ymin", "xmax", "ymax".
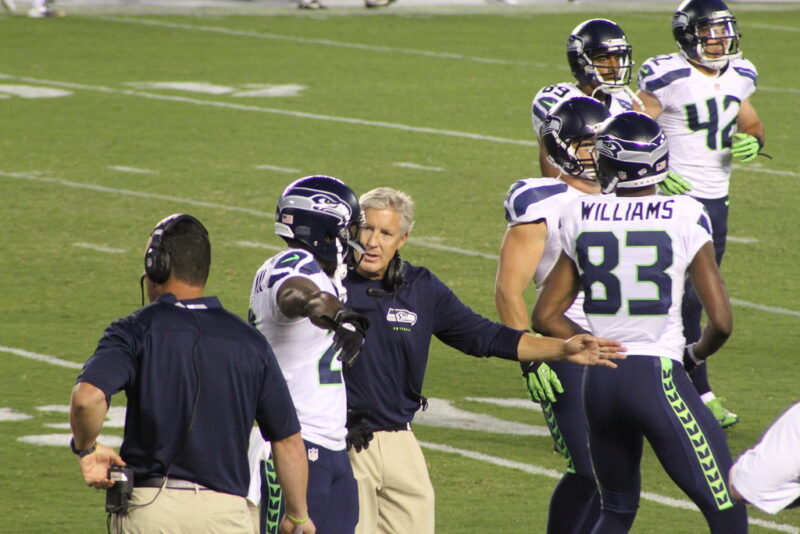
[
  {"xmin": 342, "ymin": 188, "xmax": 627, "ymax": 534},
  {"xmin": 69, "ymin": 213, "xmax": 315, "ymax": 534}
]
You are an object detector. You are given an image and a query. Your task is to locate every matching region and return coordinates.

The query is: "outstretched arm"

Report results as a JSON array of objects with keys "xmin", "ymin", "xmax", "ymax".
[{"xmin": 69, "ymin": 382, "xmax": 125, "ymax": 488}]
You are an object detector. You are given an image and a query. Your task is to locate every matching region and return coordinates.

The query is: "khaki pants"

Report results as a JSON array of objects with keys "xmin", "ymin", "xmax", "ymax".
[
  {"xmin": 348, "ymin": 430, "xmax": 435, "ymax": 534},
  {"xmin": 111, "ymin": 487, "xmax": 254, "ymax": 533}
]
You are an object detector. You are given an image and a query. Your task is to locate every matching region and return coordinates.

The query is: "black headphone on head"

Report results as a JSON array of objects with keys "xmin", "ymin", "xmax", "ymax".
[
  {"xmin": 367, "ymin": 252, "xmax": 406, "ymax": 297},
  {"xmin": 144, "ymin": 213, "xmax": 208, "ymax": 284}
]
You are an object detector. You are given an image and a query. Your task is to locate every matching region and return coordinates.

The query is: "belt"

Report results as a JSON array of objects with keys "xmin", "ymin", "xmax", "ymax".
[
  {"xmin": 378, "ymin": 423, "xmax": 411, "ymax": 432},
  {"xmin": 134, "ymin": 476, "xmax": 210, "ymax": 491}
]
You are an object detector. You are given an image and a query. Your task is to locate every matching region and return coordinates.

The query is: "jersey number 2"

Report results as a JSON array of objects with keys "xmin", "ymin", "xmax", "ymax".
[
  {"xmin": 577, "ymin": 231, "xmax": 673, "ymax": 316},
  {"xmin": 318, "ymin": 344, "xmax": 343, "ymax": 385}
]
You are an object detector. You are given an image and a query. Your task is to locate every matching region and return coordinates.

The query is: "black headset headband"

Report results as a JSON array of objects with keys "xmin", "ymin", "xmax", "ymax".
[{"xmin": 143, "ymin": 214, "xmax": 207, "ymax": 284}]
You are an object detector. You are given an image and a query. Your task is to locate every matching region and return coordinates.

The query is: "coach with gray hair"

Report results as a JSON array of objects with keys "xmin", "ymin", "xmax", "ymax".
[{"xmin": 342, "ymin": 188, "xmax": 626, "ymax": 533}]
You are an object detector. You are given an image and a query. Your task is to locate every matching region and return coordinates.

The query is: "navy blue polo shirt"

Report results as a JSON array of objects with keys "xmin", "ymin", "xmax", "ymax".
[
  {"xmin": 343, "ymin": 264, "xmax": 524, "ymax": 431},
  {"xmin": 78, "ymin": 293, "xmax": 299, "ymax": 497}
]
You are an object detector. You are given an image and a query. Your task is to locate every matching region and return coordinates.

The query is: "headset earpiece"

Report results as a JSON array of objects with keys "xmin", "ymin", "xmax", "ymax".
[
  {"xmin": 382, "ymin": 252, "xmax": 405, "ymax": 292},
  {"xmin": 144, "ymin": 214, "xmax": 207, "ymax": 284}
]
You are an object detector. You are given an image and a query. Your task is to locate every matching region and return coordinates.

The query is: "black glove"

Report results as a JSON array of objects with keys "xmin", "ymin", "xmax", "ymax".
[
  {"xmin": 682, "ymin": 344, "xmax": 704, "ymax": 373},
  {"xmin": 345, "ymin": 409, "xmax": 374, "ymax": 453},
  {"xmin": 321, "ymin": 308, "xmax": 370, "ymax": 368}
]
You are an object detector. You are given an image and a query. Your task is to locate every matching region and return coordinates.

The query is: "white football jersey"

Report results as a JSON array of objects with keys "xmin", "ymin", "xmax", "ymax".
[
  {"xmin": 638, "ymin": 54, "xmax": 757, "ymax": 199},
  {"xmin": 249, "ymin": 248, "xmax": 347, "ymax": 451},
  {"xmin": 730, "ymin": 402, "xmax": 800, "ymax": 515},
  {"xmin": 531, "ymin": 82, "xmax": 635, "ymax": 135},
  {"xmin": 559, "ymin": 195, "xmax": 713, "ymax": 361},
  {"xmin": 504, "ymin": 177, "xmax": 589, "ymax": 331}
]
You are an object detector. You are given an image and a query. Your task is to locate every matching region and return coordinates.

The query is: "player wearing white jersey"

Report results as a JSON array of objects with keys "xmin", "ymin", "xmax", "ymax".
[
  {"xmin": 248, "ymin": 175, "xmax": 369, "ymax": 534},
  {"xmin": 637, "ymin": 0, "xmax": 765, "ymax": 428},
  {"xmin": 496, "ymin": 96, "xmax": 610, "ymax": 534},
  {"xmin": 534, "ymin": 112, "xmax": 747, "ymax": 533},
  {"xmin": 531, "ymin": 19, "xmax": 640, "ymax": 178},
  {"xmin": 730, "ymin": 402, "xmax": 800, "ymax": 514}
]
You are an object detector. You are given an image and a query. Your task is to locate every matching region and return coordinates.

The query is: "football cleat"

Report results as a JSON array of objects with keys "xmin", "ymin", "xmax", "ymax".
[
  {"xmin": 298, "ymin": 0, "xmax": 325, "ymax": 9},
  {"xmin": 705, "ymin": 397, "xmax": 739, "ymax": 428},
  {"xmin": 365, "ymin": 0, "xmax": 395, "ymax": 7}
]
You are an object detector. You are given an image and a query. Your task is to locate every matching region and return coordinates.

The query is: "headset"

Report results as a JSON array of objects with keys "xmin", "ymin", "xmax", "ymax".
[
  {"xmin": 144, "ymin": 214, "xmax": 208, "ymax": 284},
  {"xmin": 366, "ymin": 252, "xmax": 406, "ymax": 297}
]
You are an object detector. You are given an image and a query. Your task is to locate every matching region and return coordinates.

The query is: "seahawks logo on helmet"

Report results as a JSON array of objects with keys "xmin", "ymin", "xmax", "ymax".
[{"xmin": 308, "ymin": 192, "xmax": 353, "ymax": 223}]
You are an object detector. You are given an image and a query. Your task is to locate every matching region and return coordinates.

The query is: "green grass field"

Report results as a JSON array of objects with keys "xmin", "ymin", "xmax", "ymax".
[{"xmin": 1, "ymin": 2, "xmax": 799, "ymax": 532}]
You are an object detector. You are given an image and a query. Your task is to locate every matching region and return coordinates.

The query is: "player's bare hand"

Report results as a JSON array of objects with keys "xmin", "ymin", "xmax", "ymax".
[
  {"xmin": 78, "ymin": 443, "xmax": 125, "ymax": 489},
  {"xmin": 563, "ymin": 334, "xmax": 626, "ymax": 368}
]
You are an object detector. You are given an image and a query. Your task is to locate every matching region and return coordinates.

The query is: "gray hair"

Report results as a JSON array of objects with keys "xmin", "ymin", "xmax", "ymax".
[{"xmin": 359, "ymin": 187, "xmax": 415, "ymax": 234}]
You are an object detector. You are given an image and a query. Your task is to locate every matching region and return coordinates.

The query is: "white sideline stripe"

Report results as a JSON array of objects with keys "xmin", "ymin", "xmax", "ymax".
[
  {"xmin": 733, "ymin": 164, "xmax": 800, "ymax": 178},
  {"xmin": 96, "ymin": 18, "xmax": 798, "ymax": 97},
  {"xmin": 100, "ymin": 17, "xmax": 564, "ymax": 71},
  {"xmin": 73, "ymin": 242, "xmax": 127, "ymax": 254},
  {"xmin": 730, "ymin": 298, "xmax": 800, "ymax": 319},
  {"xmin": 760, "ymin": 86, "xmax": 800, "ymax": 96},
  {"xmin": 727, "ymin": 236, "xmax": 759, "ymax": 244},
  {"xmin": 3, "ymin": 172, "xmax": 797, "ymax": 319},
  {"xmin": 419, "ymin": 441, "xmax": 800, "ymax": 534},
  {"xmin": 464, "ymin": 397, "xmax": 540, "ymax": 410},
  {"xmin": 0, "ymin": 74, "xmax": 536, "ymax": 148},
  {"xmin": 254, "ymin": 164, "xmax": 301, "ymax": 173},
  {"xmin": 108, "ymin": 165, "xmax": 157, "ymax": 174},
  {"xmin": 0, "ymin": 346, "xmax": 82, "ymax": 370},
  {"xmin": 408, "ymin": 237, "xmax": 499, "ymax": 260},
  {"xmin": 393, "ymin": 162, "xmax": 445, "ymax": 172},
  {"xmin": 236, "ymin": 241, "xmax": 284, "ymax": 251},
  {"xmin": 0, "ymin": 170, "xmax": 272, "ymax": 217},
  {"xmin": 746, "ymin": 23, "xmax": 800, "ymax": 33}
]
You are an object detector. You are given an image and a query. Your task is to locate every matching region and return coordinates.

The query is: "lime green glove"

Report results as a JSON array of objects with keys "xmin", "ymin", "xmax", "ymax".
[
  {"xmin": 731, "ymin": 133, "xmax": 761, "ymax": 163},
  {"xmin": 523, "ymin": 362, "xmax": 563, "ymax": 404},
  {"xmin": 658, "ymin": 170, "xmax": 692, "ymax": 195}
]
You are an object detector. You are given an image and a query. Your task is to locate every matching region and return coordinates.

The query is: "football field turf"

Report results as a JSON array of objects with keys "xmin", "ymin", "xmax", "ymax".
[{"xmin": 1, "ymin": 2, "xmax": 799, "ymax": 532}]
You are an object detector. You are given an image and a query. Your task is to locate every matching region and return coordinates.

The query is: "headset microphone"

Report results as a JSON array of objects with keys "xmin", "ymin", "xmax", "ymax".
[
  {"xmin": 139, "ymin": 273, "xmax": 147, "ymax": 307},
  {"xmin": 367, "ymin": 287, "xmax": 392, "ymax": 298}
]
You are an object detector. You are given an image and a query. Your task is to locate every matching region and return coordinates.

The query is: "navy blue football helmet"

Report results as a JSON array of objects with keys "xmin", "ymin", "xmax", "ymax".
[
  {"xmin": 274, "ymin": 175, "xmax": 362, "ymax": 265},
  {"xmin": 673, "ymin": 0, "xmax": 741, "ymax": 70},
  {"xmin": 594, "ymin": 112, "xmax": 669, "ymax": 194},
  {"xmin": 541, "ymin": 96, "xmax": 611, "ymax": 180},
  {"xmin": 567, "ymin": 19, "xmax": 633, "ymax": 94}
]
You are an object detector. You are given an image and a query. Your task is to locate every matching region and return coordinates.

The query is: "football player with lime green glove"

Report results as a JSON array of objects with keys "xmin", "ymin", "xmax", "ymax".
[
  {"xmin": 658, "ymin": 170, "xmax": 692, "ymax": 195},
  {"xmin": 523, "ymin": 362, "xmax": 564, "ymax": 404},
  {"xmin": 731, "ymin": 132, "xmax": 762, "ymax": 163}
]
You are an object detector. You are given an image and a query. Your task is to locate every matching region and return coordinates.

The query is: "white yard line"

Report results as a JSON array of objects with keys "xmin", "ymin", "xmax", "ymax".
[
  {"xmin": 99, "ymin": 16, "xmax": 564, "ymax": 71},
  {"xmin": 0, "ymin": 74, "xmax": 535, "ymax": 148},
  {"xmin": 727, "ymin": 237, "xmax": 759, "ymax": 244},
  {"xmin": 733, "ymin": 164, "xmax": 800, "ymax": 178},
  {"xmin": 72, "ymin": 242, "xmax": 127, "ymax": 254},
  {"xmin": 0, "ymin": 346, "xmax": 82, "ymax": 370},
  {"xmin": 108, "ymin": 165, "xmax": 158, "ymax": 174},
  {"xmin": 3, "ymin": 171, "xmax": 796, "ymax": 319},
  {"xmin": 0, "ymin": 170, "xmax": 273, "ymax": 217},
  {"xmin": 236, "ymin": 241, "xmax": 285, "ymax": 251},
  {"xmin": 393, "ymin": 162, "xmax": 445, "ymax": 172},
  {"xmin": 419, "ymin": 441, "xmax": 800, "ymax": 534},
  {"xmin": 254, "ymin": 164, "xmax": 302, "ymax": 173}
]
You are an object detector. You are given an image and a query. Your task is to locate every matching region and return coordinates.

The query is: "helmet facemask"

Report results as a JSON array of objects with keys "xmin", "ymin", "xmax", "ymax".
[
  {"xmin": 692, "ymin": 14, "xmax": 741, "ymax": 69},
  {"xmin": 583, "ymin": 42, "xmax": 633, "ymax": 94}
]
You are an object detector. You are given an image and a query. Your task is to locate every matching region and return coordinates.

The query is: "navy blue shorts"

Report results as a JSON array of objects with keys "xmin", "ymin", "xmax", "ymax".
[
  {"xmin": 584, "ymin": 356, "xmax": 741, "ymax": 520},
  {"xmin": 261, "ymin": 440, "xmax": 358, "ymax": 534}
]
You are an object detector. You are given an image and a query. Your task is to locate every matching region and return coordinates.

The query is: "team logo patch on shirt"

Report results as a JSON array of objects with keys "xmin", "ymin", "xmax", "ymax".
[
  {"xmin": 307, "ymin": 448, "xmax": 319, "ymax": 462},
  {"xmin": 387, "ymin": 308, "xmax": 417, "ymax": 325}
]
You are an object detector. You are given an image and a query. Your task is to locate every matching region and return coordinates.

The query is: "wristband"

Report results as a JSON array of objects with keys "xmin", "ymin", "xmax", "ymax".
[
  {"xmin": 69, "ymin": 437, "xmax": 97, "ymax": 458},
  {"xmin": 685, "ymin": 344, "xmax": 704, "ymax": 367},
  {"xmin": 285, "ymin": 512, "xmax": 309, "ymax": 525}
]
